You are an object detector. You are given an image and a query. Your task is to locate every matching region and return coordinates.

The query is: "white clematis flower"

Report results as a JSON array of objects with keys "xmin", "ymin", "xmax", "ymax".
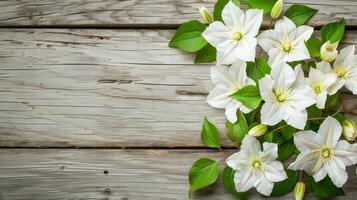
[
  {"xmin": 305, "ymin": 66, "xmax": 337, "ymax": 109},
  {"xmin": 316, "ymin": 45, "xmax": 357, "ymax": 94},
  {"xmin": 259, "ymin": 62, "xmax": 315, "ymax": 129},
  {"xmin": 289, "ymin": 116, "xmax": 357, "ymax": 187},
  {"xmin": 207, "ymin": 60, "xmax": 255, "ymax": 123},
  {"xmin": 226, "ymin": 135, "xmax": 287, "ymax": 196},
  {"xmin": 202, "ymin": 1, "xmax": 263, "ymax": 65},
  {"xmin": 258, "ymin": 17, "xmax": 313, "ymax": 66}
]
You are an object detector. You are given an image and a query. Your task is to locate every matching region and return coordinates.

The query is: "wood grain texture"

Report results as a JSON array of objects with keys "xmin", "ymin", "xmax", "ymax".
[
  {"xmin": 0, "ymin": 28, "xmax": 356, "ymax": 148},
  {"xmin": 0, "ymin": 149, "xmax": 355, "ymax": 200},
  {"xmin": 0, "ymin": 0, "xmax": 356, "ymax": 27}
]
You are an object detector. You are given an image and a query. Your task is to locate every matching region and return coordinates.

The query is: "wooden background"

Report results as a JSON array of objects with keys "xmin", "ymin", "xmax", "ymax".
[{"xmin": 0, "ymin": 0, "xmax": 356, "ymax": 199}]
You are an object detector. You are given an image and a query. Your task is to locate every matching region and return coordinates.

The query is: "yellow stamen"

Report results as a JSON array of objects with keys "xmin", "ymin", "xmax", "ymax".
[
  {"xmin": 321, "ymin": 148, "xmax": 331, "ymax": 159},
  {"xmin": 282, "ymin": 42, "xmax": 292, "ymax": 52},
  {"xmin": 233, "ymin": 32, "xmax": 243, "ymax": 41},
  {"xmin": 334, "ymin": 67, "xmax": 347, "ymax": 79},
  {"xmin": 276, "ymin": 93, "xmax": 287, "ymax": 102},
  {"xmin": 313, "ymin": 83, "xmax": 323, "ymax": 94},
  {"xmin": 252, "ymin": 160, "xmax": 261, "ymax": 169}
]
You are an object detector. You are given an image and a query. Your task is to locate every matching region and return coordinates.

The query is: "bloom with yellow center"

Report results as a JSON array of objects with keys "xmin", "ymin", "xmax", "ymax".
[
  {"xmin": 320, "ymin": 41, "xmax": 338, "ymax": 62},
  {"xmin": 202, "ymin": 1, "xmax": 263, "ymax": 64},
  {"xmin": 207, "ymin": 60, "xmax": 255, "ymax": 123},
  {"xmin": 289, "ymin": 117, "xmax": 357, "ymax": 187},
  {"xmin": 226, "ymin": 136, "xmax": 287, "ymax": 196},
  {"xmin": 316, "ymin": 45, "xmax": 357, "ymax": 95},
  {"xmin": 305, "ymin": 66, "xmax": 337, "ymax": 109},
  {"xmin": 258, "ymin": 17, "xmax": 313, "ymax": 66},
  {"xmin": 259, "ymin": 62, "xmax": 315, "ymax": 129}
]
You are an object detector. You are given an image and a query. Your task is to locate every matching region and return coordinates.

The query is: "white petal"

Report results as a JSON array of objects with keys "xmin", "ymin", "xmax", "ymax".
[
  {"xmin": 255, "ymin": 173, "xmax": 274, "ymax": 196},
  {"xmin": 285, "ymin": 42, "xmax": 310, "ymax": 62},
  {"xmin": 233, "ymin": 38, "xmax": 257, "ymax": 62},
  {"xmin": 318, "ymin": 116, "xmax": 342, "ymax": 147},
  {"xmin": 229, "ymin": 60, "xmax": 247, "ymax": 84},
  {"xmin": 202, "ymin": 21, "xmax": 231, "ymax": 47},
  {"xmin": 222, "ymin": 1, "xmax": 244, "ymax": 28},
  {"xmin": 258, "ymin": 30, "xmax": 282, "ymax": 52},
  {"xmin": 241, "ymin": 135, "xmax": 261, "ymax": 157},
  {"xmin": 260, "ymin": 102, "xmax": 284, "ymax": 126},
  {"xmin": 271, "ymin": 62, "xmax": 296, "ymax": 92},
  {"xmin": 334, "ymin": 45, "xmax": 355, "ymax": 67},
  {"xmin": 211, "ymin": 65, "xmax": 231, "ymax": 86},
  {"xmin": 325, "ymin": 159, "xmax": 348, "ymax": 187},
  {"xmin": 316, "ymin": 61, "xmax": 333, "ymax": 74},
  {"xmin": 225, "ymin": 100, "xmax": 241, "ymax": 123},
  {"xmin": 345, "ymin": 76, "xmax": 357, "ymax": 94},
  {"xmin": 283, "ymin": 105, "xmax": 308, "ymax": 130},
  {"xmin": 328, "ymin": 79, "xmax": 345, "ymax": 95},
  {"xmin": 289, "ymin": 84, "xmax": 316, "ymax": 110},
  {"xmin": 259, "ymin": 75, "xmax": 275, "ymax": 102},
  {"xmin": 206, "ymin": 85, "xmax": 231, "ymax": 108},
  {"xmin": 239, "ymin": 105, "xmax": 252, "ymax": 114},
  {"xmin": 293, "ymin": 130, "xmax": 322, "ymax": 152},
  {"xmin": 261, "ymin": 142, "xmax": 278, "ymax": 161},
  {"xmin": 243, "ymin": 9, "xmax": 263, "ymax": 37},
  {"xmin": 288, "ymin": 150, "xmax": 319, "ymax": 172},
  {"xmin": 323, "ymin": 73, "xmax": 338, "ymax": 93},
  {"xmin": 293, "ymin": 25, "xmax": 314, "ymax": 44},
  {"xmin": 216, "ymin": 40, "xmax": 239, "ymax": 65},
  {"xmin": 274, "ymin": 17, "xmax": 296, "ymax": 34},
  {"xmin": 335, "ymin": 140, "xmax": 357, "ymax": 166},
  {"xmin": 268, "ymin": 48, "xmax": 287, "ymax": 66},
  {"xmin": 312, "ymin": 163, "xmax": 327, "ymax": 182},
  {"xmin": 293, "ymin": 64, "xmax": 305, "ymax": 86},
  {"xmin": 263, "ymin": 161, "xmax": 288, "ymax": 182},
  {"xmin": 234, "ymin": 168, "xmax": 258, "ymax": 192},
  {"xmin": 226, "ymin": 152, "xmax": 249, "ymax": 171},
  {"xmin": 316, "ymin": 91, "xmax": 328, "ymax": 109}
]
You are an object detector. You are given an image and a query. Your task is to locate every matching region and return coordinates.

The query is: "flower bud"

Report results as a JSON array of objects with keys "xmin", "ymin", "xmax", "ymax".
[
  {"xmin": 320, "ymin": 41, "xmax": 339, "ymax": 62},
  {"xmin": 294, "ymin": 181, "xmax": 305, "ymax": 200},
  {"xmin": 248, "ymin": 124, "xmax": 268, "ymax": 137},
  {"xmin": 199, "ymin": 7, "xmax": 213, "ymax": 24},
  {"xmin": 271, "ymin": 0, "xmax": 283, "ymax": 19},
  {"xmin": 343, "ymin": 119, "xmax": 357, "ymax": 141}
]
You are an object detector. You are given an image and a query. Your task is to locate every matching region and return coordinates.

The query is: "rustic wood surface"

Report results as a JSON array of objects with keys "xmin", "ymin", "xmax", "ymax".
[
  {"xmin": 0, "ymin": 0, "xmax": 356, "ymax": 27},
  {"xmin": 0, "ymin": 0, "xmax": 357, "ymax": 199},
  {"xmin": 0, "ymin": 149, "xmax": 355, "ymax": 200},
  {"xmin": 0, "ymin": 29, "xmax": 356, "ymax": 147}
]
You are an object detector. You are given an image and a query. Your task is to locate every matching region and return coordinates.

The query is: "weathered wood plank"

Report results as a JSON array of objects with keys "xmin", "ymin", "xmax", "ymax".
[
  {"xmin": 0, "ymin": 149, "xmax": 355, "ymax": 200},
  {"xmin": 0, "ymin": 0, "xmax": 356, "ymax": 27},
  {"xmin": 0, "ymin": 29, "xmax": 356, "ymax": 147}
]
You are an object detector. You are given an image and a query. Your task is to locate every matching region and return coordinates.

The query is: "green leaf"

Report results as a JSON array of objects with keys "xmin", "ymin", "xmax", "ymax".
[
  {"xmin": 258, "ymin": 131, "xmax": 274, "ymax": 143},
  {"xmin": 201, "ymin": 117, "xmax": 221, "ymax": 148},
  {"xmin": 307, "ymin": 105, "xmax": 322, "ymax": 119},
  {"xmin": 226, "ymin": 111, "xmax": 248, "ymax": 142},
  {"xmin": 326, "ymin": 92, "xmax": 340, "ymax": 108},
  {"xmin": 195, "ymin": 44, "xmax": 216, "ymax": 63},
  {"xmin": 189, "ymin": 158, "xmax": 219, "ymax": 198},
  {"xmin": 247, "ymin": 58, "xmax": 271, "ymax": 83},
  {"xmin": 245, "ymin": 112, "xmax": 256, "ymax": 126},
  {"xmin": 169, "ymin": 20, "xmax": 207, "ymax": 53},
  {"xmin": 321, "ymin": 19, "xmax": 345, "ymax": 43},
  {"xmin": 244, "ymin": 0, "xmax": 278, "ymax": 14},
  {"xmin": 334, "ymin": 113, "xmax": 346, "ymax": 124},
  {"xmin": 281, "ymin": 125, "xmax": 296, "ymax": 141},
  {"xmin": 272, "ymin": 133, "xmax": 285, "ymax": 145},
  {"xmin": 278, "ymin": 140, "xmax": 295, "ymax": 161},
  {"xmin": 271, "ymin": 169, "xmax": 299, "ymax": 196},
  {"xmin": 214, "ymin": 0, "xmax": 240, "ymax": 21},
  {"xmin": 284, "ymin": 4, "xmax": 318, "ymax": 26},
  {"xmin": 231, "ymin": 85, "xmax": 262, "ymax": 109},
  {"xmin": 222, "ymin": 166, "xmax": 248, "ymax": 200},
  {"xmin": 305, "ymin": 35, "xmax": 322, "ymax": 57},
  {"xmin": 305, "ymin": 175, "xmax": 345, "ymax": 198}
]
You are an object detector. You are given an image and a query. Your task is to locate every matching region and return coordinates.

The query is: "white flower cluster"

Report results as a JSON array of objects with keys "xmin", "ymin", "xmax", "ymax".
[{"xmin": 203, "ymin": 1, "xmax": 357, "ymax": 196}]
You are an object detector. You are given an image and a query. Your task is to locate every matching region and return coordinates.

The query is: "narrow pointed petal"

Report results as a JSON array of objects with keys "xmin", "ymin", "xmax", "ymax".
[
  {"xmin": 225, "ymin": 100, "xmax": 241, "ymax": 123},
  {"xmin": 283, "ymin": 106, "xmax": 308, "ymax": 130},
  {"xmin": 293, "ymin": 131, "xmax": 322, "ymax": 152},
  {"xmin": 258, "ymin": 30, "xmax": 282, "ymax": 52},
  {"xmin": 202, "ymin": 21, "xmax": 231, "ymax": 47},
  {"xmin": 221, "ymin": 1, "xmax": 244, "ymax": 28},
  {"xmin": 255, "ymin": 173, "xmax": 274, "ymax": 196},
  {"xmin": 244, "ymin": 9, "xmax": 263, "ymax": 37},
  {"xmin": 259, "ymin": 76, "xmax": 275, "ymax": 102},
  {"xmin": 293, "ymin": 25, "xmax": 314, "ymax": 44},
  {"xmin": 263, "ymin": 161, "xmax": 288, "ymax": 182},
  {"xmin": 274, "ymin": 17, "xmax": 296, "ymax": 34},
  {"xmin": 234, "ymin": 167, "xmax": 257, "ymax": 192},
  {"xmin": 261, "ymin": 142, "xmax": 278, "ymax": 161},
  {"xmin": 233, "ymin": 38, "xmax": 257, "ymax": 62},
  {"xmin": 325, "ymin": 160, "xmax": 348, "ymax": 187},
  {"xmin": 318, "ymin": 116, "xmax": 342, "ymax": 147},
  {"xmin": 260, "ymin": 102, "xmax": 284, "ymax": 126},
  {"xmin": 206, "ymin": 85, "xmax": 231, "ymax": 108},
  {"xmin": 334, "ymin": 45, "xmax": 355, "ymax": 67},
  {"xmin": 335, "ymin": 140, "xmax": 357, "ymax": 166}
]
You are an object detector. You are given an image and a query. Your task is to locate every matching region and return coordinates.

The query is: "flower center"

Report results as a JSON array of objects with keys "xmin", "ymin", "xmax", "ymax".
[
  {"xmin": 326, "ymin": 45, "xmax": 334, "ymax": 52},
  {"xmin": 334, "ymin": 66, "xmax": 348, "ymax": 79},
  {"xmin": 282, "ymin": 42, "xmax": 292, "ymax": 52},
  {"xmin": 312, "ymin": 83, "xmax": 323, "ymax": 94},
  {"xmin": 233, "ymin": 32, "xmax": 243, "ymax": 41},
  {"xmin": 252, "ymin": 160, "xmax": 261, "ymax": 169},
  {"xmin": 321, "ymin": 148, "xmax": 331, "ymax": 159},
  {"xmin": 275, "ymin": 92, "xmax": 287, "ymax": 103}
]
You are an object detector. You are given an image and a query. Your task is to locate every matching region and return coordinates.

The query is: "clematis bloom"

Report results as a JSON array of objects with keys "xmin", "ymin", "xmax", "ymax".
[
  {"xmin": 316, "ymin": 45, "xmax": 357, "ymax": 94},
  {"xmin": 202, "ymin": 1, "xmax": 263, "ymax": 65},
  {"xmin": 259, "ymin": 62, "xmax": 315, "ymax": 129},
  {"xmin": 207, "ymin": 60, "xmax": 255, "ymax": 123},
  {"xmin": 289, "ymin": 117, "xmax": 357, "ymax": 187},
  {"xmin": 258, "ymin": 17, "xmax": 313, "ymax": 66},
  {"xmin": 226, "ymin": 135, "xmax": 287, "ymax": 196}
]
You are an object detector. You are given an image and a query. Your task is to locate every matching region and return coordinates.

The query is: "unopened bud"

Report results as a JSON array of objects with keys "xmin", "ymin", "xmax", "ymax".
[
  {"xmin": 199, "ymin": 7, "xmax": 213, "ymax": 24},
  {"xmin": 320, "ymin": 41, "xmax": 338, "ymax": 62},
  {"xmin": 343, "ymin": 119, "xmax": 357, "ymax": 141},
  {"xmin": 271, "ymin": 0, "xmax": 283, "ymax": 19},
  {"xmin": 248, "ymin": 124, "xmax": 268, "ymax": 137},
  {"xmin": 294, "ymin": 182, "xmax": 306, "ymax": 200}
]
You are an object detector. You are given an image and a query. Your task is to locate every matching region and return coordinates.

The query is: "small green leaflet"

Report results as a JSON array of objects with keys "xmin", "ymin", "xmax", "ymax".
[
  {"xmin": 214, "ymin": 0, "xmax": 240, "ymax": 21},
  {"xmin": 195, "ymin": 44, "xmax": 216, "ymax": 63},
  {"xmin": 281, "ymin": 125, "xmax": 296, "ymax": 141},
  {"xmin": 278, "ymin": 140, "xmax": 296, "ymax": 161},
  {"xmin": 226, "ymin": 111, "xmax": 248, "ymax": 142},
  {"xmin": 188, "ymin": 158, "xmax": 219, "ymax": 198},
  {"xmin": 169, "ymin": 20, "xmax": 207, "ymax": 53},
  {"xmin": 284, "ymin": 4, "xmax": 318, "ymax": 26},
  {"xmin": 247, "ymin": 58, "xmax": 271, "ymax": 83},
  {"xmin": 201, "ymin": 117, "xmax": 221, "ymax": 148},
  {"xmin": 244, "ymin": 0, "xmax": 278, "ymax": 14},
  {"xmin": 271, "ymin": 169, "xmax": 299, "ymax": 196},
  {"xmin": 321, "ymin": 19, "xmax": 345, "ymax": 43},
  {"xmin": 305, "ymin": 35, "xmax": 322, "ymax": 58},
  {"xmin": 231, "ymin": 85, "xmax": 262, "ymax": 109},
  {"xmin": 305, "ymin": 175, "xmax": 345, "ymax": 198},
  {"xmin": 222, "ymin": 166, "xmax": 247, "ymax": 200}
]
